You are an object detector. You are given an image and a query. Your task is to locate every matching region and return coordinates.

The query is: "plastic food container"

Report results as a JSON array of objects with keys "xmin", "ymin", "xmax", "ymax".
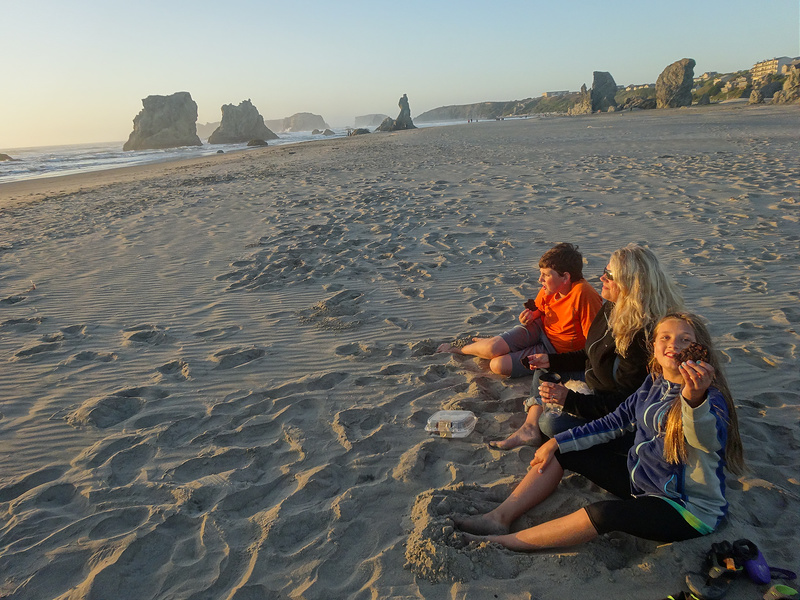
[{"xmin": 425, "ymin": 410, "xmax": 477, "ymax": 438}]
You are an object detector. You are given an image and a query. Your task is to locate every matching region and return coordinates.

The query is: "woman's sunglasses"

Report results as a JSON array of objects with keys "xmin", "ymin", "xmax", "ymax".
[{"xmin": 602, "ymin": 268, "xmax": 614, "ymax": 281}]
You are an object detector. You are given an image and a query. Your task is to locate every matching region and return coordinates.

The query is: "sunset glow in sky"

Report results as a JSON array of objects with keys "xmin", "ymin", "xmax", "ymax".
[{"xmin": 2, "ymin": 0, "xmax": 798, "ymax": 149}]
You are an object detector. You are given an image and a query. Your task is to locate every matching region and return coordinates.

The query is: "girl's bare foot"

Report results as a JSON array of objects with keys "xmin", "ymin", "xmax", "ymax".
[
  {"xmin": 461, "ymin": 532, "xmax": 492, "ymax": 546},
  {"xmin": 452, "ymin": 513, "xmax": 509, "ymax": 536},
  {"xmin": 488, "ymin": 423, "xmax": 542, "ymax": 450}
]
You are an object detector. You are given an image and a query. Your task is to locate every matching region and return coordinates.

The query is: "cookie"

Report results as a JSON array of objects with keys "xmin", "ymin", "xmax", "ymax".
[
  {"xmin": 677, "ymin": 342, "xmax": 709, "ymax": 364},
  {"xmin": 523, "ymin": 299, "xmax": 537, "ymax": 311}
]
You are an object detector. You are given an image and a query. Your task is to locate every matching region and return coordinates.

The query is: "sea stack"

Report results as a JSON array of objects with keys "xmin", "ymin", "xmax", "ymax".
[
  {"xmin": 208, "ymin": 100, "xmax": 278, "ymax": 144},
  {"xmin": 376, "ymin": 94, "xmax": 417, "ymax": 131},
  {"xmin": 590, "ymin": 71, "xmax": 618, "ymax": 112},
  {"xmin": 656, "ymin": 59, "xmax": 696, "ymax": 108},
  {"xmin": 123, "ymin": 92, "xmax": 202, "ymax": 151}
]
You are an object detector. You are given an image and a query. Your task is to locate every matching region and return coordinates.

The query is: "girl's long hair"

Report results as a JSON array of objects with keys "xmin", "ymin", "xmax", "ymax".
[
  {"xmin": 608, "ymin": 244, "xmax": 684, "ymax": 357},
  {"xmin": 649, "ymin": 313, "xmax": 745, "ymax": 475}
]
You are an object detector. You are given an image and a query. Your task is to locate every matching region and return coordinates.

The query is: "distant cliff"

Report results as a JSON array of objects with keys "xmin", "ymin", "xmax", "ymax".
[
  {"xmin": 416, "ymin": 95, "xmax": 580, "ymax": 122},
  {"xmin": 197, "ymin": 122, "xmax": 220, "ymax": 140},
  {"xmin": 265, "ymin": 112, "xmax": 329, "ymax": 132}
]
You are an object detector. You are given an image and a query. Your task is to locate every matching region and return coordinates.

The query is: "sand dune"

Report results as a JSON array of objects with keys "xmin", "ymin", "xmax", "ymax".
[{"xmin": 1, "ymin": 104, "xmax": 798, "ymax": 599}]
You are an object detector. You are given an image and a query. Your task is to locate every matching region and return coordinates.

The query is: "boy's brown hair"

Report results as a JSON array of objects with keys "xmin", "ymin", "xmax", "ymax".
[{"xmin": 539, "ymin": 243, "xmax": 584, "ymax": 281}]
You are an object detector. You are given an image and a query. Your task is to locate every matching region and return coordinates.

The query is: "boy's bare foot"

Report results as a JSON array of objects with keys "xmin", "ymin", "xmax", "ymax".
[
  {"xmin": 436, "ymin": 343, "xmax": 464, "ymax": 354},
  {"xmin": 487, "ymin": 424, "xmax": 542, "ymax": 450},
  {"xmin": 452, "ymin": 514, "xmax": 509, "ymax": 536}
]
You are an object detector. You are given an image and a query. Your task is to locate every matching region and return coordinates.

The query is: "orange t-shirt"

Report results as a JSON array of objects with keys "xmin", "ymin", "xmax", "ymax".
[{"xmin": 534, "ymin": 279, "xmax": 602, "ymax": 353}]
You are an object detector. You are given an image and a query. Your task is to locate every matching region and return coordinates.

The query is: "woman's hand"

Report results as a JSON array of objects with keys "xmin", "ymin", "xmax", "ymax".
[
  {"xmin": 525, "ymin": 353, "xmax": 550, "ymax": 370},
  {"xmin": 539, "ymin": 381, "xmax": 566, "ymax": 405},
  {"xmin": 530, "ymin": 438, "xmax": 559, "ymax": 473},
  {"xmin": 679, "ymin": 360, "xmax": 715, "ymax": 406}
]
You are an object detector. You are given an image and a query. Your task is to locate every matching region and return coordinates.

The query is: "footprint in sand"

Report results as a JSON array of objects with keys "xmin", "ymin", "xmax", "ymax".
[
  {"xmin": 725, "ymin": 347, "xmax": 779, "ymax": 370},
  {"xmin": 108, "ymin": 443, "xmax": 156, "ymax": 486},
  {"xmin": 305, "ymin": 371, "xmax": 348, "ymax": 391},
  {"xmin": 385, "ymin": 316, "xmax": 412, "ymax": 329},
  {"xmin": 87, "ymin": 507, "xmax": 150, "ymax": 540},
  {"xmin": 0, "ymin": 465, "xmax": 67, "ymax": 502},
  {"xmin": 13, "ymin": 341, "xmax": 62, "ymax": 360},
  {"xmin": 63, "ymin": 350, "xmax": 117, "ymax": 365},
  {"xmin": 0, "ymin": 294, "xmax": 26, "ymax": 305},
  {"xmin": 123, "ymin": 324, "xmax": 172, "ymax": 346},
  {"xmin": 331, "ymin": 407, "xmax": 385, "ymax": 450},
  {"xmin": 1, "ymin": 316, "xmax": 44, "ymax": 332},
  {"xmin": 156, "ymin": 359, "xmax": 190, "ymax": 380},
  {"xmin": 67, "ymin": 387, "xmax": 170, "ymax": 429},
  {"xmin": 211, "ymin": 346, "xmax": 267, "ymax": 369}
]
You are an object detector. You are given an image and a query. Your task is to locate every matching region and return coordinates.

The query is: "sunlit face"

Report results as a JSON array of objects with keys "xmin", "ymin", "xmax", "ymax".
[
  {"xmin": 653, "ymin": 318, "xmax": 697, "ymax": 383},
  {"xmin": 539, "ymin": 267, "xmax": 571, "ymax": 296},
  {"xmin": 600, "ymin": 262, "xmax": 621, "ymax": 303}
]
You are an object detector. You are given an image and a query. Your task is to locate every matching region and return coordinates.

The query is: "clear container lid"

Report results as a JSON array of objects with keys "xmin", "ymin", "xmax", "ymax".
[{"xmin": 425, "ymin": 410, "xmax": 477, "ymax": 438}]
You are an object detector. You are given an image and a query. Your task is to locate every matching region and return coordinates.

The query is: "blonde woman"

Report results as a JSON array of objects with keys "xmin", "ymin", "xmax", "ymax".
[{"xmin": 491, "ymin": 244, "xmax": 684, "ymax": 449}]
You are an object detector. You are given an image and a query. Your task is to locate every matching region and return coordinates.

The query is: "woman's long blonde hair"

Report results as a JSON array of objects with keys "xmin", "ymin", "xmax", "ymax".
[
  {"xmin": 607, "ymin": 244, "xmax": 684, "ymax": 357},
  {"xmin": 649, "ymin": 313, "xmax": 745, "ymax": 475}
]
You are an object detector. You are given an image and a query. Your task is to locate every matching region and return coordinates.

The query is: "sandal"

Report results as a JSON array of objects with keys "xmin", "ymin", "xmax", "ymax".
[
  {"xmin": 763, "ymin": 584, "xmax": 798, "ymax": 600},
  {"xmin": 686, "ymin": 571, "xmax": 730, "ymax": 600},
  {"xmin": 733, "ymin": 538, "xmax": 798, "ymax": 585}
]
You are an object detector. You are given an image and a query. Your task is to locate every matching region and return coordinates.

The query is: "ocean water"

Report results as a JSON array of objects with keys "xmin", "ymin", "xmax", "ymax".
[{"xmin": 0, "ymin": 121, "xmax": 461, "ymax": 185}]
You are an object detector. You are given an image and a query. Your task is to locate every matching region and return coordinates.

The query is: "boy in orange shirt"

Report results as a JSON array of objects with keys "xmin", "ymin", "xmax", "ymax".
[{"xmin": 438, "ymin": 243, "xmax": 602, "ymax": 378}]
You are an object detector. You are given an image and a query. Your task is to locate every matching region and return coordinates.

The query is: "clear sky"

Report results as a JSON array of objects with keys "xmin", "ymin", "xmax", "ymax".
[{"xmin": 2, "ymin": 0, "xmax": 798, "ymax": 149}]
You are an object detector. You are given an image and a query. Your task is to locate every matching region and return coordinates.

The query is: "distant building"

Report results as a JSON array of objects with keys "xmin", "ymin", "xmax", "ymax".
[
  {"xmin": 542, "ymin": 91, "xmax": 569, "ymax": 98},
  {"xmin": 721, "ymin": 75, "xmax": 751, "ymax": 93},
  {"xmin": 751, "ymin": 57, "xmax": 792, "ymax": 81},
  {"xmin": 782, "ymin": 58, "xmax": 800, "ymax": 74},
  {"xmin": 624, "ymin": 84, "xmax": 655, "ymax": 91},
  {"xmin": 695, "ymin": 71, "xmax": 719, "ymax": 83}
]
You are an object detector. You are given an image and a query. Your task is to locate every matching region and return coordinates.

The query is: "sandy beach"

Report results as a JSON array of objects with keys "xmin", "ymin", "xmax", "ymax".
[{"xmin": 1, "ymin": 104, "xmax": 799, "ymax": 600}]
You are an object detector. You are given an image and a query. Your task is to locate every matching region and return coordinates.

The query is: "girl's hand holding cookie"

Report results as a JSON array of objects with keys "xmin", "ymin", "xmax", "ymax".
[{"xmin": 679, "ymin": 359, "xmax": 715, "ymax": 405}]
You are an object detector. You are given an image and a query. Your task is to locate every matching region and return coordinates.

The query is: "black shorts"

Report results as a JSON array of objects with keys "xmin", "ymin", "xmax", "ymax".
[{"xmin": 556, "ymin": 440, "xmax": 703, "ymax": 543}]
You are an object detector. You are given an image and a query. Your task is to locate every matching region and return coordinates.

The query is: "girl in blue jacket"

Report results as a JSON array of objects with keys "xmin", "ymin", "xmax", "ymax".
[{"xmin": 454, "ymin": 313, "xmax": 745, "ymax": 550}]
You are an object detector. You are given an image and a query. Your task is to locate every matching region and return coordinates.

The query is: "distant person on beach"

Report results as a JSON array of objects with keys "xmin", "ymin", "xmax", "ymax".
[
  {"xmin": 453, "ymin": 312, "xmax": 745, "ymax": 550},
  {"xmin": 437, "ymin": 243, "xmax": 602, "ymax": 378},
  {"xmin": 490, "ymin": 244, "xmax": 684, "ymax": 449}
]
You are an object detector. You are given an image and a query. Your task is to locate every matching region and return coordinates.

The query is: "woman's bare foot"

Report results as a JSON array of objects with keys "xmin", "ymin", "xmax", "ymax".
[
  {"xmin": 452, "ymin": 513, "xmax": 509, "ymax": 536},
  {"xmin": 436, "ymin": 342, "xmax": 464, "ymax": 354},
  {"xmin": 488, "ymin": 423, "xmax": 542, "ymax": 451}
]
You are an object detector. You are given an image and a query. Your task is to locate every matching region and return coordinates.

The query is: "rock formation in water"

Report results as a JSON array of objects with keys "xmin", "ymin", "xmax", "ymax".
[
  {"xmin": 376, "ymin": 94, "xmax": 417, "ymax": 131},
  {"xmin": 590, "ymin": 71, "xmax": 618, "ymax": 112},
  {"xmin": 247, "ymin": 139, "xmax": 269, "ymax": 146},
  {"xmin": 123, "ymin": 91, "xmax": 202, "ymax": 151},
  {"xmin": 656, "ymin": 59, "xmax": 696, "ymax": 108},
  {"xmin": 208, "ymin": 100, "xmax": 277, "ymax": 144},
  {"xmin": 348, "ymin": 128, "xmax": 370, "ymax": 136},
  {"xmin": 0, "ymin": 153, "xmax": 16, "ymax": 161}
]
